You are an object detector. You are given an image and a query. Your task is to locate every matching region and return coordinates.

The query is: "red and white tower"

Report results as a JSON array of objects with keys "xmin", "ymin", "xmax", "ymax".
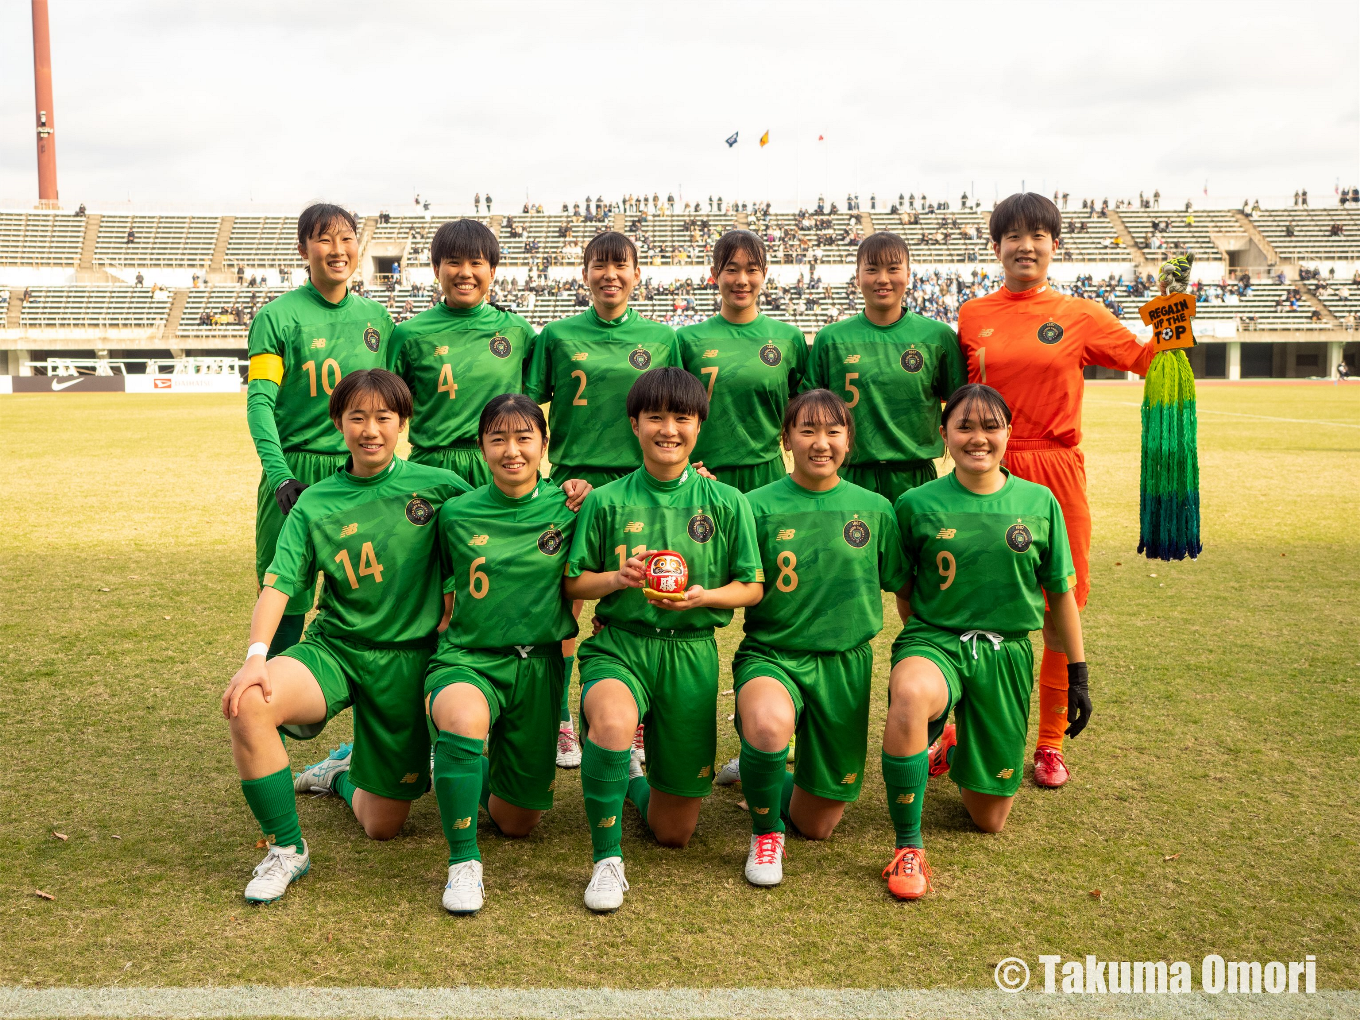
[{"xmin": 32, "ymin": 0, "xmax": 59, "ymax": 208}]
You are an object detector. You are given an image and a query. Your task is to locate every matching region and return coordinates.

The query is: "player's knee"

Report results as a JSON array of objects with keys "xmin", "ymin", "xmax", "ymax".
[
  {"xmin": 361, "ymin": 816, "xmax": 405, "ymax": 841},
  {"xmin": 888, "ymin": 673, "xmax": 936, "ymax": 720},
  {"xmin": 742, "ymin": 708, "xmax": 794, "ymax": 751},
  {"xmin": 797, "ymin": 817, "xmax": 838, "ymax": 841},
  {"xmin": 496, "ymin": 814, "xmax": 540, "ymax": 839},
  {"xmin": 973, "ymin": 814, "xmax": 1007, "ymax": 834},
  {"xmin": 651, "ymin": 820, "xmax": 695, "ymax": 848},
  {"xmin": 582, "ymin": 690, "xmax": 637, "ymax": 746},
  {"xmin": 229, "ymin": 686, "xmax": 276, "ymax": 735}
]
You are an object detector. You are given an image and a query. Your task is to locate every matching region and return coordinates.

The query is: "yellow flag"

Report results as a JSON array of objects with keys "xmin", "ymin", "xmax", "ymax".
[{"xmin": 760, "ymin": 130, "xmax": 770, "ymax": 147}]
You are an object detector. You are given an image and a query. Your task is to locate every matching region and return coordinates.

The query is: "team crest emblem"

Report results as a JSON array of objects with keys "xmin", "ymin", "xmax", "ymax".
[
  {"xmin": 1005, "ymin": 522, "xmax": 1033, "ymax": 553},
  {"xmin": 629, "ymin": 347, "xmax": 652, "ymax": 370},
  {"xmin": 687, "ymin": 513, "xmax": 715, "ymax": 544},
  {"xmin": 489, "ymin": 334, "xmax": 512, "ymax": 359},
  {"xmin": 363, "ymin": 326, "xmax": 381, "ymax": 352},
  {"xmin": 405, "ymin": 497, "xmax": 435, "ymax": 526},
  {"xmin": 1037, "ymin": 321, "xmax": 1064, "ymax": 345},
  {"xmin": 759, "ymin": 343, "xmax": 783, "ymax": 367},
  {"xmin": 843, "ymin": 516, "xmax": 871, "ymax": 548},
  {"xmin": 537, "ymin": 526, "xmax": 564, "ymax": 555},
  {"xmin": 900, "ymin": 348, "xmax": 924, "ymax": 373}
]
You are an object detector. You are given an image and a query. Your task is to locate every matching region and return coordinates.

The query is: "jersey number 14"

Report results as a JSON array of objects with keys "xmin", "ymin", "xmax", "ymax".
[{"xmin": 335, "ymin": 543, "xmax": 384, "ymax": 588}]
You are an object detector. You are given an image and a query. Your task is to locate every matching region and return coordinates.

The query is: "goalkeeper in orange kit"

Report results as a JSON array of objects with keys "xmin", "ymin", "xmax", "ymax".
[{"xmin": 955, "ymin": 193, "xmax": 1154, "ymax": 788}]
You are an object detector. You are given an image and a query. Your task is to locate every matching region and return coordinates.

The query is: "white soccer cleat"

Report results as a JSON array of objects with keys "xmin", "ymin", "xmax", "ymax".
[
  {"xmin": 628, "ymin": 746, "xmax": 646, "ymax": 782},
  {"xmin": 556, "ymin": 724, "xmax": 582, "ymax": 769},
  {"xmin": 631, "ymin": 723, "xmax": 646, "ymax": 765},
  {"xmin": 584, "ymin": 856, "xmax": 629, "ymax": 913},
  {"xmin": 714, "ymin": 756, "xmax": 741, "ymax": 786},
  {"xmin": 744, "ymin": 831, "xmax": 786, "ymax": 887},
  {"xmin": 442, "ymin": 860, "xmax": 485, "ymax": 915},
  {"xmin": 294, "ymin": 743, "xmax": 352, "ymax": 794},
  {"xmin": 244, "ymin": 839, "xmax": 310, "ymax": 903}
]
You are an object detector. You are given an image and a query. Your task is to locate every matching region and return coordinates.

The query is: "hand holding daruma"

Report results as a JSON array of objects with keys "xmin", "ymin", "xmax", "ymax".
[{"xmin": 641, "ymin": 550, "xmax": 688, "ymax": 601}]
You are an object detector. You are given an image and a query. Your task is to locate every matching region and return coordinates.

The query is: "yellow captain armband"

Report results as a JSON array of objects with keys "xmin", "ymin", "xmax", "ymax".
[{"xmin": 248, "ymin": 354, "xmax": 284, "ymax": 385}]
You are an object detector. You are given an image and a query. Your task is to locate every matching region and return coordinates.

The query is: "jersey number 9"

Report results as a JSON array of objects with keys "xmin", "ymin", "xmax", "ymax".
[{"xmin": 936, "ymin": 550, "xmax": 955, "ymax": 590}]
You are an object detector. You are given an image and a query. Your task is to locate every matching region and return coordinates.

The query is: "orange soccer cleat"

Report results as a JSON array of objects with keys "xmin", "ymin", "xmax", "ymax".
[
  {"xmin": 927, "ymin": 722, "xmax": 956, "ymax": 777},
  {"xmin": 1033, "ymin": 748, "xmax": 1070, "ymax": 788},
  {"xmin": 883, "ymin": 846, "xmax": 933, "ymax": 901}
]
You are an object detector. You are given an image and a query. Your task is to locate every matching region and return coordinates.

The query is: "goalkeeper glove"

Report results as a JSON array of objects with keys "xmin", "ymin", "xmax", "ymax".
[
  {"xmin": 274, "ymin": 478, "xmax": 307, "ymax": 516},
  {"xmin": 1065, "ymin": 662, "xmax": 1091, "ymax": 738}
]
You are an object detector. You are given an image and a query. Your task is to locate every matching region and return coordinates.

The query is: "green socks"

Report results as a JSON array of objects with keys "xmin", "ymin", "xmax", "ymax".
[
  {"xmin": 560, "ymin": 657, "xmax": 574, "ymax": 725},
  {"xmin": 882, "ymin": 749, "xmax": 930, "ymax": 849},
  {"xmin": 268, "ymin": 613, "xmax": 305, "ymax": 657},
  {"xmin": 241, "ymin": 766, "xmax": 303, "ymax": 852},
  {"xmin": 333, "ymin": 770, "xmax": 356, "ymax": 808},
  {"xmin": 434, "ymin": 731, "xmax": 485, "ymax": 865},
  {"xmin": 478, "ymin": 754, "xmax": 492, "ymax": 814},
  {"xmin": 626, "ymin": 773, "xmax": 651, "ymax": 832},
  {"xmin": 581, "ymin": 738, "xmax": 630, "ymax": 861},
  {"xmin": 741, "ymin": 739, "xmax": 790, "ymax": 835}
]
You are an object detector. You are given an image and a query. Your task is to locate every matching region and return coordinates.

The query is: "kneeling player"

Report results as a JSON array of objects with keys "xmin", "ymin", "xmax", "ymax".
[
  {"xmin": 732, "ymin": 389, "xmax": 910, "ymax": 886},
  {"xmin": 426, "ymin": 394, "xmax": 587, "ymax": 915},
  {"xmin": 564, "ymin": 367, "xmax": 762, "ymax": 912},
  {"xmin": 221, "ymin": 370, "xmax": 468, "ymax": 903},
  {"xmin": 881, "ymin": 383, "xmax": 1090, "ymax": 900}
]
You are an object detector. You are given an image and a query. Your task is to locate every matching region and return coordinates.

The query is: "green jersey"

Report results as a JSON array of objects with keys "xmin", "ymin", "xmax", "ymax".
[
  {"xmin": 247, "ymin": 280, "xmax": 395, "ymax": 463},
  {"xmin": 264, "ymin": 457, "xmax": 469, "ymax": 647},
  {"xmin": 807, "ymin": 311, "xmax": 965, "ymax": 465},
  {"xmin": 565, "ymin": 466, "xmax": 762, "ymax": 633},
  {"xmin": 390, "ymin": 301, "xmax": 537, "ymax": 452},
  {"xmin": 434, "ymin": 480, "xmax": 577, "ymax": 650},
  {"xmin": 525, "ymin": 307, "xmax": 680, "ymax": 470},
  {"xmin": 676, "ymin": 313, "xmax": 808, "ymax": 469},
  {"xmin": 895, "ymin": 471, "xmax": 1075, "ymax": 636},
  {"xmin": 742, "ymin": 475, "xmax": 909, "ymax": 652}
]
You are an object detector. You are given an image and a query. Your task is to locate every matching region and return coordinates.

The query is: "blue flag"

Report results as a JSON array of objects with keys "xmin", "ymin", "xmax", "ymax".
[{"xmin": 725, "ymin": 131, "xmax": 738, "ymax": 148}]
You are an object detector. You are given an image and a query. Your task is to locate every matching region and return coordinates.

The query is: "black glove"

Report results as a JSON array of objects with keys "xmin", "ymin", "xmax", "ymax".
[
  {"xmin": 274, "ymin": 478, "xmax": 307, "ymax": 516},
  {"xmin": 1066, "ymin": 661, "xmax": 1091, "ymax": 739}
]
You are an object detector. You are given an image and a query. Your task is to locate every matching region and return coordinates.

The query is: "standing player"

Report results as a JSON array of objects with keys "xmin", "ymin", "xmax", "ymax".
[
  {"xmin": 220, "ymin": 370, "xmax": 468, "ymax": 903},
  {"xmin": 807, "ymin": 232, "xmax": 965, "ymax": 505},
  {"xmin": 247, "ymin": 204, "xmax": 395, "ymax": 654},
  {"xmin": 882, "ymin": 383, "xmax": 1087, "ymax": 899},
  {"xmin": 390, "ymin": 219, "xmax": 536, "ymax": 489},
  {"xmin": 563, "ymin": 367, "xmax": 762, "ymax": 912},
  {"xmin": 957, "ymin": 193, "xmax": 1150, "ymax": 787},
  {"xmin": 732, "ymin": 389, "xmax": 910, "ymax": 887},
  {"xmin": 527, "ymin": 231, "xmax": 681, "ymax": 768},
  {"xmin": 677, "ymin": 229, "xmax": 806, "ymax": 492},
  {"xmin": 425, "ymin": 394, "xmax": 586, "ymax": 915}
]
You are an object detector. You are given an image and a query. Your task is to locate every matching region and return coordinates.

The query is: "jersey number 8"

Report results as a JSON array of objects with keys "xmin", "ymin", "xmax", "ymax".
[{"xmin": 775, "ymin": 550, "xmax": 798, "ymax": 592}]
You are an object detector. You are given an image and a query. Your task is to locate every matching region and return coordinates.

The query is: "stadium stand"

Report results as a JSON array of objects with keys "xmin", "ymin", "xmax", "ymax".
[
  {"xmin": 0, "ymin": 210, "xmax": 84, "ymax": 266},
  {"xmin": 1253, "ymin": 207, "xmax": 1360, "ymax": 261},
  {"xmin": 176, "ymin": 285, "xmax": 287, "ymax": 340},
  {"xmin": 1117, "ymin": 208, "xmax": 1243, "ymax": 260},
  {"xmin": 18, "ymin": 285, "xmax": 171, "ymax": 329},
  {"xmin": 224, "ymin": 216, "xmax": 306, "ymax": 271},
  {"xmin": 92, "ymin": 215, "xmax": 219, "ymax": 269}
]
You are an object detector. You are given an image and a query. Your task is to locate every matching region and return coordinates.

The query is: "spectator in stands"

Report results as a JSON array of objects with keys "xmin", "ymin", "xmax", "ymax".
[
  {"xmin": 237, "ymin": 266, "xmax": 246, "ymax": 284},
  {"xmin": 475, "ymin": 193, "xmax": 481, "ymax": 214},
  {"xmin": 126, "ymin": 228, "xmax": 135, "ymax": 244},
  {"xmin": 22, "ymin": 287, "xmax": 31, "ymax": 304},
  {"xmin": 75, "ymin": 203, "xmax": 86, "ymax": 217},
  {"xmin": 485, "ymin": 194, "xmax": 493, "ymax": 213},
  {"xmin": 135, "ymin": 272, "xmax": 144, "ymax": 287},
  {"xmin": 1301, "ymin": 189, "xmax": 1309, "ymax": 206},
  {"xmin": 1294, "ymin": 190, "xmax": 1301, "ymax": 206}
]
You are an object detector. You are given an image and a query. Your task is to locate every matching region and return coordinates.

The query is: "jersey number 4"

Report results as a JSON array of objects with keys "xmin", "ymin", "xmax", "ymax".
[
  {"xmin": 438, "ymin": 364, "xmax": 457, "ymax": 399},
  {"xmin": 335, "ymin": 543, "xmax": 384, "ymax": 588}
]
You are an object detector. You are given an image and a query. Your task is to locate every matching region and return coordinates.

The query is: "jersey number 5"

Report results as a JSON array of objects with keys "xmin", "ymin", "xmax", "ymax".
[
  {"xmin": 842, "ymin": 372, "xmax": 860, "ymax": 408},
  {"xmin": 335, "ymin": 543, "xmax": 384, "ymax": 589}
]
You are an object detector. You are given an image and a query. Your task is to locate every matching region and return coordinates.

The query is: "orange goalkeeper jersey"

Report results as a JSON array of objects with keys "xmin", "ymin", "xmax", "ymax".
[{"xmin": 957, "ymin": 285, "xmax": 1154, "ymax": 447}]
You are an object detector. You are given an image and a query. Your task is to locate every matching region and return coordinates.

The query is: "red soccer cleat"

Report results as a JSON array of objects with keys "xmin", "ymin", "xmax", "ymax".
[
  {"xmin": 927, "ymin": 722, "xmax": 956, "ymax": 777},
  {"xmin": 1033, "ymin": 748, "xmax": 1070, "ymax": 788},
  {"xmin": 631, "ymin": 722, "xmax": 646, "ymax": 765},
  {"xmin": 882, "ymin": 846, "xmax": 933, "ymax": 900}
]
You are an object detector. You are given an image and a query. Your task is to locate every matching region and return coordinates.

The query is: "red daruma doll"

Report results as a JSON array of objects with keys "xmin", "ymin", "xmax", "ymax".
[{"xmin": 642, "ymin": 550, "xmax": 688, "ymax": 601}]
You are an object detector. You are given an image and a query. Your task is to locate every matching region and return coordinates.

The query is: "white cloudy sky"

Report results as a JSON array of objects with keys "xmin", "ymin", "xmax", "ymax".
[{"xmin": 0, "ymin": 0, "xmax": 1355, "ymax": 213}]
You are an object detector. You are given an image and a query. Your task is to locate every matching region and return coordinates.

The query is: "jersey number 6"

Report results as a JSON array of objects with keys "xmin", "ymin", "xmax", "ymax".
[{"xmin": 469, "ymin": 556, "xmax": 490, "ymax": 599}]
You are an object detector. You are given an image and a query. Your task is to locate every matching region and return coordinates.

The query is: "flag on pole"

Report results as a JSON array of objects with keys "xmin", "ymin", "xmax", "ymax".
[
  {"xmin": 725, "ymin": 131, "xmax": 739, "ymax": 148},
  {"xmin": 760, "ymin": 130, "xmax": 770, "ymax": 147},
  {"xmin": 817, "ymin": 134, "xmax": 824, "ymax": 141}
]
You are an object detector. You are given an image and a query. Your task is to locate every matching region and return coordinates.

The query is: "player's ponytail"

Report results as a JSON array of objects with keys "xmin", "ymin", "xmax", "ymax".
[{"xmin": 478, "ymin": 393, "xmax": 547, "ymax": 446}]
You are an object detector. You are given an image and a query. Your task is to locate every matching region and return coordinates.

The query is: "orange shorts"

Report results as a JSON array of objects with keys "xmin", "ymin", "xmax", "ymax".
[{"xmin": 1003, "ymin": 440, "xmax": 1090, "ymax": 609}]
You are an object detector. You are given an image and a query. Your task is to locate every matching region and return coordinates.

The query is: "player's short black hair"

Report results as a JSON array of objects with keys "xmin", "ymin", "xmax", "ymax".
[
  {"xmin": 941, "ymin": 383, "xmax": 1012, "ymax": 429},
  {"xmin": 583, "ymin": 230, "xmax": 638, "ymax": 268},
  {"xmin": 712, "ymin": 229, "xmax": 768, "ymax": 275},
  {"xmin": 329, "ymin": 368, "xmax": 413, "ymax": 423},
  {"xmin": 856, "ymin": 231, "xmax": 911, "ymax": 270},
  {"xmin": 297, "ymin": 203, "xmax": 357, "ymax": 247},
  {"xmin": 988, "ymin": 192, "xmax": 1062, "ymax": 244},
  {"xmin": 781, "ymin": 387, "xmax": 855, "ymax": 451},
  {"xmin": 626, "ymin": 366, "xmax": 709, "ymax": 422},
  {"xmin": 431, "ymin": 218, "xmax": 500, "ymax": 270},
  {"xmin": 478, "ymin": 392, "xmax": 546, "ymax": 444}
]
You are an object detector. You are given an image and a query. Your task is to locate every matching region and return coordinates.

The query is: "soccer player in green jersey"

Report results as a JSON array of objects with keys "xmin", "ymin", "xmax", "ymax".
[
  {"xmin": 425, "ymin": 394, "xmax": 587, "ymax": 914},
  {"xmin": 390, "ymin": 219, "xmax": 537, "ymax": 489},
  {"xmin": 881, "ymin": 383, "xmax": 1089, "ymax": 901},
  {"xmin": 564, "ymin": 367, "xmax": 763, "ymax": 912},
  {"xmin": 526, "ymin": 231, "xmax": 681, "ymax": 768},
  {"xmin": 807, "ymin": 231, "xmax": 966, "ymax": 505},
  {"xmin": 247, "ymin": 203, "xmax": 396, "ymax": 655},
  {"xmin": 730, "ymin": 389, "xmax": 910, "ymax": 886},
  {"xmin": 678, "ymin": 229, "xmax": 806, "ymax": 492},
  {"xmin": 221, "ymin": 370, "xmax": 468, "ymax": 904}
]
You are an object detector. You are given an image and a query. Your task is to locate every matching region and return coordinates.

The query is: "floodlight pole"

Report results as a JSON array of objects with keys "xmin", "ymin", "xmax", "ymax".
[{"xmin": 32, "ymin": 0, "xmax": 59, "ymax": 208}]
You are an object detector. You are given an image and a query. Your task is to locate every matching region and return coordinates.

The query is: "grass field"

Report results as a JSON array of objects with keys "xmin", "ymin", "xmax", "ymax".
[{"xmin": 2, "ymin": 383, "xmax": 1358, "ymax": 993}]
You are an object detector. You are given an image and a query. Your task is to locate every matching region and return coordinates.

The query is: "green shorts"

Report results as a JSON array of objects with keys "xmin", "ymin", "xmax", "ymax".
[
  {"xmin": 843, "ymin": 458, "xmax": 937, "ymax": 506},
  {"xmin": 408, "ymin": 442, "xmax": 489, "ymax": 489},
  {"xmin": 255, "ymin": 450, "xmax": 348, "ymax": 616},
  {"xmin": 277, "ymin": 629, "xmax": 434, "ymax": 801},
  {"xmin": 577, "ymin": 621, "xmax": 718, "ymax": 798},
  {"xmin": 890, "ymin": 618, "xmax": 1034, "ymax": 797},
  {"xmin": 708, "ymin": 458, "xmax": 788, "ymax": 494},
  {"xmin": 732, "ymin": 640, "xmax": 873, "ymax": 801},
  {"xmin": 425, "ymin": 645, "xmax": 565, "ymax": 812},
  {"xmin": 549, "ymin": 464, "xmax": 633, "ymax": 490}
]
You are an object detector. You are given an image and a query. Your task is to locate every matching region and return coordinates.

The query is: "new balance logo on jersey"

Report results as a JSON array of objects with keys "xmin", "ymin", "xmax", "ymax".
[
  {"xmin": 401, "ymin": 773, "xmax": 420, "ymax": 784},
  {"xmin": 572, "ymin": 352, "xmax": 588, "ymax": 361},
  {"xmin": 896, "ymin": 793, "xmax": 916, "ymax": 804},
  {"xmin": 776, "ymin": 528, "xmax": 796, "ymax": 541},
  {"xmin": 840, "ymin": 772, "xmax": 859, "ymax": 785},
  {"xmin": 936, "ymin": 528, "xmax": 957, "ymax": 539},
  {"xmin": 340, "ymin": 523, "xmax": 358, "ymax": 537},
  {"xmin": 978, "ymin": 328, "xmax": 994, "ymax": 338},
  {"xmin": 434, "ymin": 345, "xmax": 449, "ymax": 356},
  {"xmin": 451, "ymin": 816, "xmax": 472, "ymax": 829},
  {"xmin": 310, "ymin": 338, "xmax": 326, "ymax": 349},
  {"xmin": 624, "ymin": 521, "xmax": 644, "ymax": 533},
  {"xmin": 698, "ymin": 765, "xmax": 712, "ymax": 778},
  {"xmin": 703, "ymin": 349, "xmax": 719, "ymax": 358},
  {"xmin": 843, "ymin": 354, "xmax": 861, "ymax": 363},
  {"xmin": 996, "ymin": 768, "xmax": 1015, "ymax": 780},
  {"xmin": 469, "ymin": 535, "xmax": 489, "ymax": 546},
  {"xmin": 597, "ymin": 815, "xmax": 616, "ymax": 828}
]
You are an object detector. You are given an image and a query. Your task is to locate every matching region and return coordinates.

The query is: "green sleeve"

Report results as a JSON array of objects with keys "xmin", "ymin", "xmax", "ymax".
[
  {"xmin": 520, "ymin": 320, "xmax": 539, "ymax": 391},
  {"xmin": 1039, "ymin": 493, "xmax": 1076, "ymax": 595},
  {"xmin": 436, "ymin": 501, "xmax": 459, "ymax": 595},
  {"xmin": 388, "ymin": 321, "xmax": 410, "ymax": 378},
  {"xmin": 727, "ymin": 491, "xmax": 763, "ymax": 584},
  {"xmin": 564, "ymin": 492, "xmax": 603, "ymax": 577},
  {"xmin": 805, "ymin": 333, "xmax": 827, "ymax": 391},
  {"xmin": 263, "ymin": 504, "xmax": 314, "ymax": 597},
  {"xmin": 790, "ymin": 330, "xmax": 810, "ymax": 396},
  {"xmin": 893, "ymin": 495, "xmax": 918, "ymax": 589},
  {"xmin": 668, "ymin": 330, "xmax": 684, "ymax": 367},
  {"xmin": 878, "ymin": 508, "xmax": 911, "ymax": 592},
  {"xmin": 935, "ymin": 327, "xmax": 967, "ymax": 401},
  {"xmin": 246, "ymin": 381, "xmax": 294, "ymax": 490}
]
